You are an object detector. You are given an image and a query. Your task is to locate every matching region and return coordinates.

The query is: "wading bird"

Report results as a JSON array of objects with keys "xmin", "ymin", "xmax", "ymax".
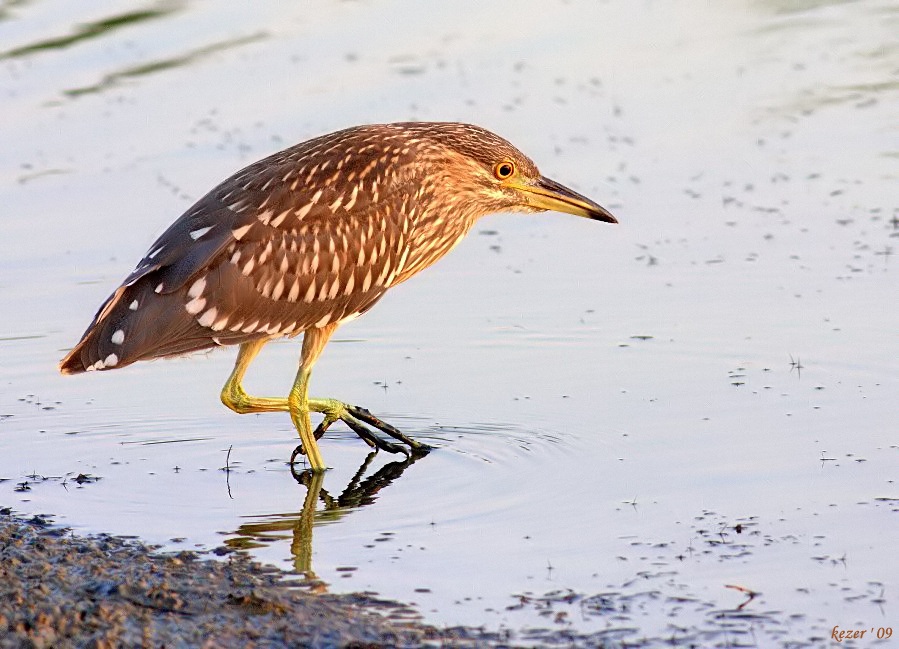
[{"xmin": 60, "ymin": 122, "xmax": 617, "ymax": 471}]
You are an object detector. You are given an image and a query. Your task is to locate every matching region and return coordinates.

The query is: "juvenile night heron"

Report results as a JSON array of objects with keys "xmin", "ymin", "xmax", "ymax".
[{"xmin": 60, "ymin": 122, "xmax": 617, "ymax": 471}]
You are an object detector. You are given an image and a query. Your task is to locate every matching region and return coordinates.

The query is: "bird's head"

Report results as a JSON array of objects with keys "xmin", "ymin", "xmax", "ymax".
[{"xmin": 397, "ymin": 122, "xmax": 618, "ymax": 225}]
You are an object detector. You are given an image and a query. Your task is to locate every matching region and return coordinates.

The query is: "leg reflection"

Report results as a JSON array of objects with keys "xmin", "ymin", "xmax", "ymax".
[{"xmin": 230, "ymin": 447, "xmax": 429, "ymax": 587}]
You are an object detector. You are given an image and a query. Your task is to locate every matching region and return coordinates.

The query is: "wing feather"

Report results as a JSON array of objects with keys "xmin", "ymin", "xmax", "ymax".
[{"xmin": 61, "ymin": 125, "xmax": 421, "ymax": 372}]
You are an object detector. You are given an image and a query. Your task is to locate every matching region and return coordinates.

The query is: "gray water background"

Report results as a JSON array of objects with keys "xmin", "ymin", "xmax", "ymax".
[{"xmin": 1, "ymin": 1, "xmax": 896, "ymax": 643}]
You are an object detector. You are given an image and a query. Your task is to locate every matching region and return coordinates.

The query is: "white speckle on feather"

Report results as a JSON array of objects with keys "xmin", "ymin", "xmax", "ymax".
[
  {"xmin": 287, "ymin": 278, "xmax": 300, "ymax": 302},
  {"xmin": 270, "ymin": 209, "xmax": 290, "ymax": 228},
  {"xmin": 304, "ymin": 280, "xmax": 316, "ymax": 303},
  {"xmin": 104, "ymin": 354, "xmax": 118, "ymax": 367},
  {"xmin": 211, "ymin": 314, "xmax": 229, "ymax": 331},
  {"xmin": 185, "ymin": 296, "xmax": 206, "ymax": 315},
  {"xmin": 198, "ymin": 307, "xmax": 218, "ymax": 327},
  {"xmin": 189, "ymin": 226, "xmax": 213, "ymax": 240},
  {"xmin": 272, "ymin": 277, "xmax": 285, "ymax": 300},
  {"xmin": 259, "ymin": 240, "xmax": 273, "ymax": 264},
  {"xmin": 344, "ymin": 186, "xmax": 359, "ymax": 211},
  {"xmin": 155, "ymin": 283, "xmax": 164, "ymax": 293},
  {"xmin": 232, "ymin": 223, "xmax": 253, "ymax": 240},
  {"xmin": 188, "ymin": 276, "xmax": 207, "ymax": 299},
  {"xmin": 377, "ymin": 262, "xmax": 391, "ymax": 285},
  {"xmin": 129, "ymin": 300, "xmax": 139, "ymax": 311},
  {"xmin": 260, "ymin": 277, "xmax": 274, "ymax": 298},
  {"xmin": 327, "ymin": 278, "xmax": 340, "ymax": 300},
  {"xmin": 111, "ymin": 330, "xmax": 125, "ymax": 345}
]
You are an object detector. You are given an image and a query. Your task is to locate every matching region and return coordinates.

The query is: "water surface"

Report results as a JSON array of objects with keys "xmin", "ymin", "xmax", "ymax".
[{"xmin": 1, "ymin": 1, "xmax": 896, "ymax": 644}]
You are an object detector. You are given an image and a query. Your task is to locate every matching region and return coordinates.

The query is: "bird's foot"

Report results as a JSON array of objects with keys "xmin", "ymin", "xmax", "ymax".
[{"xmin": 290, "ymin": 399, "xmax": 430, "ymax": 462}]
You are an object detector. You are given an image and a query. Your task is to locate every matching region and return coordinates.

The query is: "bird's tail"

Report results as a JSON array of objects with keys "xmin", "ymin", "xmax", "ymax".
[{"xmin": 59, "ymin": 276, "xmax": 218, "ymax": 374}]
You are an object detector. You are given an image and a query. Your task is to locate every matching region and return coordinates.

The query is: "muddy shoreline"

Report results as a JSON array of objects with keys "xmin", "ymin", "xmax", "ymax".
[{"xmin": 0, "ymin": 511, "xmax": 511, "ymax": 648}]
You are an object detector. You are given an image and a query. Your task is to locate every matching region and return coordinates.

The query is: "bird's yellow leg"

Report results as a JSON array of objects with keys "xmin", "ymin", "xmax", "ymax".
[
  {"xmin": 220, "ymin": 339, "xmax": 289, "ymax": 413},
  {"xmin": 286, "ymin": 324, "xmax": 340, "ymax": 472},
  {"xmin": 221, "ymin": 328, "xmax": 426, "ymax": 469},
  {"xmin": 294, "ymin": 324, "xmax": 426, "ymax": 461},
  {"xmin": 219, "ymin": 336, "xmax": 330, "ymax": 470}
]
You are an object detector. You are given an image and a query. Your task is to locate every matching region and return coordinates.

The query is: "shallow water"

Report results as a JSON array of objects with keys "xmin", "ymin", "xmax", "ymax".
[{"xmin": 1, "ymin": 0, "xmax": 896, "ymax": 644}]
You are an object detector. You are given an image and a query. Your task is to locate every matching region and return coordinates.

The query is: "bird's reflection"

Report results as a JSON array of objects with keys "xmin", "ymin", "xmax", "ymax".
[{"xmin": 226, "ymin": 448, "xmax": 427, "ymax": 586}]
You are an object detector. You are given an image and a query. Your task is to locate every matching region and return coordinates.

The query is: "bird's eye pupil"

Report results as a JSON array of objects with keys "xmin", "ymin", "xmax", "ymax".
[{"xmin": 495, "ymin": 162, "xmax": 514, "ymax": 179}]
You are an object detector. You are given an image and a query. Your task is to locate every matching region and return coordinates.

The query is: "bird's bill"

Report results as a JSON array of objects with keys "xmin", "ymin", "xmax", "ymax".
[{"xmin": 515, "ymin": 176, "xmax": 617, "ymax": 223}]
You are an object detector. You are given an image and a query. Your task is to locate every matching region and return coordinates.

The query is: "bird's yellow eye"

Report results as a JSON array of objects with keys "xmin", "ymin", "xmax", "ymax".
[{"xmin": 493, "ymin": 161, "xmax": 516, "ymax": 180}]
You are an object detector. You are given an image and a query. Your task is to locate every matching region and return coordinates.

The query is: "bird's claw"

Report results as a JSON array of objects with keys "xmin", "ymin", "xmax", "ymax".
[
  {"xmin": 290, "ymin": 402, "xmax": 428, "ymax": 464},
  {"xmin": 345, "ymin": 405, "xmax": 429, "ymax": 451},
  {"xmin": 342, "ymin": 415, "xmax": 411, "ymax": 456}
]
